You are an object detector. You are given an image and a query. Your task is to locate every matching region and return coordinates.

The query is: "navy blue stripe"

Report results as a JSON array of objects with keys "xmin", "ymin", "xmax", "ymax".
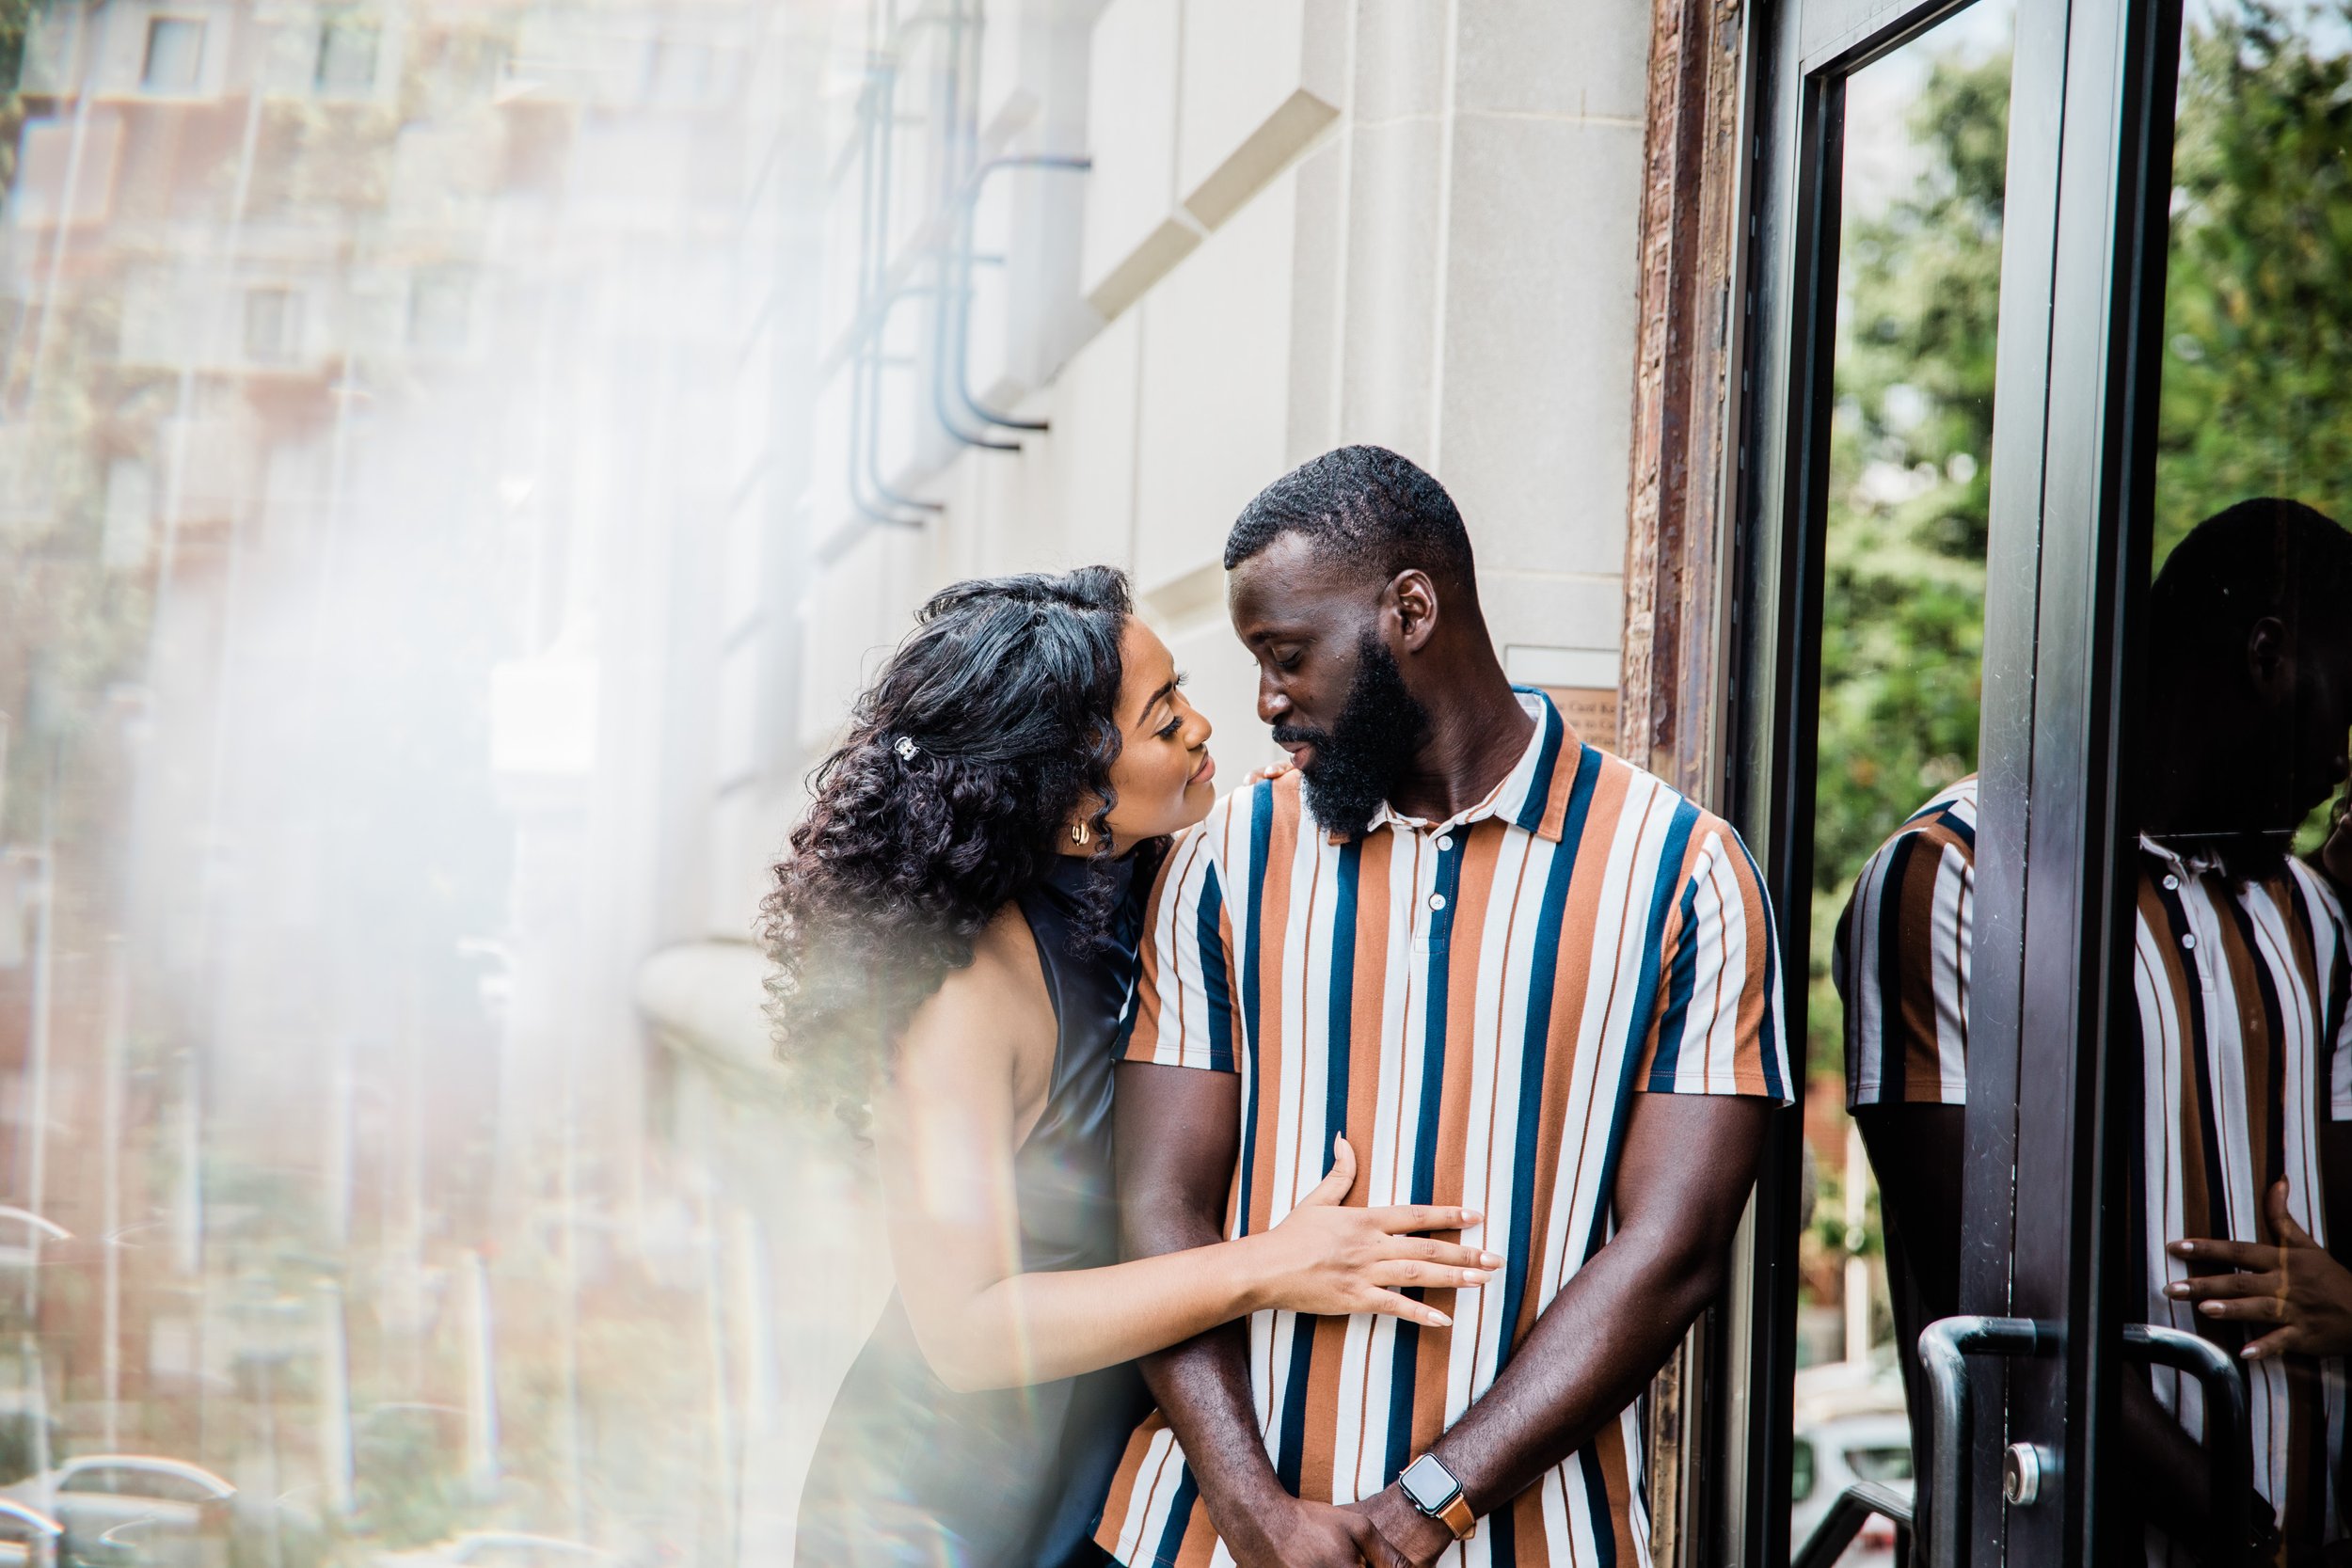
[
  {"xmin": 1942, "ymin": 801, "xmax": 1978, "ymax": 852},
  {"xmin": 1327, "ymin": 843, "xmax": 1359, "ymax": 1149},
  {"xmin": 1645, "ymin": 875, "xmax": 1704, "ymax": 1087},
  {"xmin": 1577, "ymin": 1442, "xmax": 1620, "ymax": 1568},
  {"xmin": 1495, "ymin": 749, "xmax": 1598, "ymax": 1371},
  {"xmin": 1273, "ymin": 1320, "xmax": 1315, "ymax": 1491},
  {"xmin": 1734, "ymin": 832, "xmax": 1788, "ymax": 1101},
  {"xmin": 1194, "ymin": 871, "xmax": 1233, "ymax": 1073},
  {"xmin": 1512, "ymin": 687, "xmax": 1565, "ymax": 834},
  {"xmin": 1241, "ymin": 784, "xmax": 1273, "ymax": 1057},
  {"xmin": 1148, "ymin": 1471, "xmax": 1198, "ymax": 1568}
]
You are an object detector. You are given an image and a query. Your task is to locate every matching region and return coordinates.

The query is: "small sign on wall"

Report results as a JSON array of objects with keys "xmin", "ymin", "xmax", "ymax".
[
  {"xmin": 1543, "ymin": 687, "xmax": 1620, "ymax": 752},
  {"xmin": 1503, "ymin": 643, "xmax": 1621, "ymax": 753}
]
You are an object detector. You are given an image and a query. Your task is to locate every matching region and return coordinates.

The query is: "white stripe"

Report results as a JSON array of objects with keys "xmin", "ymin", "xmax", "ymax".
[{"xmin": 1931, "ymin": 841, "xmax": 1970, "ymax": 1095}]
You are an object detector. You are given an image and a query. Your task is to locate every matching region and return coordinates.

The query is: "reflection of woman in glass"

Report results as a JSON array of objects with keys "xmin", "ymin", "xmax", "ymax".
[{"xmin": 768, "ymin": 568, "xmax": 1497, "ymax": 1568}]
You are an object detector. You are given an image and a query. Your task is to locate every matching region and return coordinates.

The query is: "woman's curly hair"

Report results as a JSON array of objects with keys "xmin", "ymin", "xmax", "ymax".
[{"xmin": 759, "ymin": 565, "xmax": 1151, "ymax": 1131}]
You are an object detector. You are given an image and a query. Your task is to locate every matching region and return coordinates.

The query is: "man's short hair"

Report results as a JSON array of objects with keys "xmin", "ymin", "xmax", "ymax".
[
  {"xmin": 1224, "ymin": 445, "xmax": 1477, "ymax": 591},
  {"xmin": 2151, "ymin": 497, "xmax": 2352, "ymax": 664}
]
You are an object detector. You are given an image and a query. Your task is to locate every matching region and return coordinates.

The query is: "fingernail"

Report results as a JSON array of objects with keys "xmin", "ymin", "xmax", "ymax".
[
  {"xmin": 2244, "ymin": 1344, "xmax": 2264, "ymax": 1360},
  {"xmin": 2165, "ymin": 1282, "xmax": 2188, "ymax": 1298},
  {"xmin": 1429, "ymin": 1313, "xmax": 1452, "ymax": 1328},
  {"xmin": 2200, "ymin": 1301, "xmax": 2223, "ymax": 1315},
  {"xmin": 1463, "ymin": 1211, "xmax": 1484, "ymax": 1225},
  {"xmin": 1480, "ymin": 1253, "xmax": 1502, "ymax": 1267},
  {"xmin": 1460, "ymin": 1270, "xmax": 1482, "ymax": 1285},
  {"xmin": 2170, "ymin": 1241, "xmax": 2194, "ymax": 1255}
]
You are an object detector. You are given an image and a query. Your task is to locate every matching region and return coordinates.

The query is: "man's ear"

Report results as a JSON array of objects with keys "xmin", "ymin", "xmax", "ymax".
[
  {"xmin": 1388, "ymin": 569, "xmax": 1439, "ymax": 654},
  {"xmin": 2248, "ymin": 615, "xmax": 2295, "ymax": 702}
]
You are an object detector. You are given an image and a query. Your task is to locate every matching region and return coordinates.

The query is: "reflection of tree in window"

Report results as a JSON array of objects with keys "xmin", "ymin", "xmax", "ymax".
[
  {"xmin": 2156, "ymin": 1, "xmax": 2352, "ymax": 850},
  {"xmin": 1811, "ymin": 49, "xmax": 2007, "ymax": 1074},
  {"xmin": 142, "ymin": 16, "xmax": 205, "ymax": 91},
  {"xmin": 317, "ymin": 17, "xmax": 381, "ymax": 95},
  {"xmin": 2158, "ymin": 3, "xmax": 2352, "ymax": 562}
]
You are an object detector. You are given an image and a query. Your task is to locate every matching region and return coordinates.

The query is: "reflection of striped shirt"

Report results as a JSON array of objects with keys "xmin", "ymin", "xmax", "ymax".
[
  {"xmin": 2132, "ymin": 840, "xmax": 2352, "ymax": 1559},
  {"xmin": 1836, "ymin": 782, "xmax": 2352, "ymax": 1547},
  {"xmin": 1095, "ymin": 689, "xmax": 1790, "ymax": 1568},
  {"xmin": 1835, "ymin": 776, "xmax": 1978, "ymax": 1107}
]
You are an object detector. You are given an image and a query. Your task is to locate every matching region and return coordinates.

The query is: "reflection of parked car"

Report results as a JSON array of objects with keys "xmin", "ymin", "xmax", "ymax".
[
  {"xmin": 1790, "ymin": 1358, "xmax": 1913, "ymax": 1566},
  {"xmin": 373, "ymin": 1533, "xmax": 612, "ymax": 1568},
  {"xmin": 1, "ymin": 1457, "xmax": 234, "ymax": 1568}
]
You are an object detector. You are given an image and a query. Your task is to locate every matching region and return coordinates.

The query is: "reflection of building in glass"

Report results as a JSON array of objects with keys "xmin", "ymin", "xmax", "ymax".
[{"xmin": 0, "ymin": 0, "xmax": 827, "ymax": 1558}]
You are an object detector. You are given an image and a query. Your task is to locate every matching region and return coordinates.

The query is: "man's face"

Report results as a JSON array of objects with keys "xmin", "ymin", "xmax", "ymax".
[{"xmin": 1228, "ymin": 533, "xmax": 1432, "ymax": 836}]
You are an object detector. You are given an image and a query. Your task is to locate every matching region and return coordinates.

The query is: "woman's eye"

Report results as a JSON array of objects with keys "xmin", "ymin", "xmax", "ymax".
[{"xmin": 1158, "ymin": 717, "xmax": 1184, "ymax": 740}]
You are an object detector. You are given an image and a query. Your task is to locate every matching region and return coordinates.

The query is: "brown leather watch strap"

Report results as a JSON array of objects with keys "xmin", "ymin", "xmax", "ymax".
[{"xmin": 1437, "ymin": 1492, "xmax": 1475, "ymax": 1541}]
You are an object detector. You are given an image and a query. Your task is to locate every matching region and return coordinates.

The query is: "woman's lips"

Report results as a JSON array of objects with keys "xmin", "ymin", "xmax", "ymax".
[{"xmin": 1189, "ymin": 752, "xmax": 1216, "ymax": 786}]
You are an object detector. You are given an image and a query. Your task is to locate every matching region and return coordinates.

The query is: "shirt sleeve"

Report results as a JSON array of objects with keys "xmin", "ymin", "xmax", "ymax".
[
  {"xmin": 1836, "ymin": 826, "xmax": 1973, "ymax": 1109},
  {"xmin": 1121, "ymin": 824, "xmax": 1239, "ymax": 1073},
  {"xmin": 1634, "ymin": 816, "xmax": 1793, "ymax": 1102}
]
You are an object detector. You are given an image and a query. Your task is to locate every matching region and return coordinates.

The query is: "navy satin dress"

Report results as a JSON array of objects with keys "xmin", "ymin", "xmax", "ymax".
[{"xmin": 796, "ymin": 852, "xmax": 1154, "ymax": 1568}]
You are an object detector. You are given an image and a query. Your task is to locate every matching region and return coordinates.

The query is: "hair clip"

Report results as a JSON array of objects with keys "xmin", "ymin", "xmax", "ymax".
[{"xmin": 894, "ymin": 736, "xmax": 919, "ymax": 762}]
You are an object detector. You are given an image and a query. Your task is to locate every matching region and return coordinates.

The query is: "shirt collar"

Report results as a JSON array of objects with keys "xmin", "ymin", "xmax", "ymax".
[{"xmin": 1327, "ymin": 688, "xmax": 1574, "ymax": 845}]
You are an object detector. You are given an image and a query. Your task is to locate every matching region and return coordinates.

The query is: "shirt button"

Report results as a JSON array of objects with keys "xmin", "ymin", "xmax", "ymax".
[
  {"xmin": 2164, "ymin": 874, "xmax": 2181, "ymax": 891},
  {"xmin": 2182, "ymin": 932, "xmax": 2197, "ymax": 950},
  {"xmin": 1437, "ymin": 835, "xmax": 1455, "ymax": 852},
  {"xmin": 1429, "ymin": 893, "xmax": 1447, "ymax": 911}
]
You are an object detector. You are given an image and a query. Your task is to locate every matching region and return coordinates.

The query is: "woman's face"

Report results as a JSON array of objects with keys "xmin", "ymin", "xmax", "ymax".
[{"xmin": 1089, "ymin": 617, "xmax": 1216, "ymax": 851}]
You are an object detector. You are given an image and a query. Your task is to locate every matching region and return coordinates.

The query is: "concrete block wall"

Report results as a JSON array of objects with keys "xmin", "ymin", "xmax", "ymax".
[{"xmin": 790, "ymin": 0, "xmax": 1652, "ymax": 828}]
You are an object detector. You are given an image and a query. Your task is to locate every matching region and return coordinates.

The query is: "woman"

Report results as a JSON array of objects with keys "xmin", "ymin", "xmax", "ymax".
[{"xmin": 767, "ymin": 568, "xmax": 1497, "ymax": 1568}]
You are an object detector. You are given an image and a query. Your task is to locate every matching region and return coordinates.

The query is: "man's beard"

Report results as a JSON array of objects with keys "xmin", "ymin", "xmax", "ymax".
[{"xmin": 1274, "ymin": 634, "xmax": 1433, "ymax": 838}]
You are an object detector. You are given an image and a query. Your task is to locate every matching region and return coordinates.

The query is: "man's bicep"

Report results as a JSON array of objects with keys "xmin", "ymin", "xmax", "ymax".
[
  {"xmin": 1115, "ymin": 1061, "xmax": 1240, "ymax": 1258},
  {"xmin": 1613, "ymin": 1091, "xmax": 1773, "ymax": 1252}
]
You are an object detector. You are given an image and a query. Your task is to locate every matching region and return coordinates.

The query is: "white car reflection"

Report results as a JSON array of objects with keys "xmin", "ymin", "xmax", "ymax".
[
  {"xmin": 0, "ymin": 1457, "xmax": 234, "ymax": 1568},
  {"xmin": 0, "ymin": 1497, "xmax": 64, "ymax": 1568},
  {"xmin": 373, "ymin": 1531, "xmax": 614, "ymax": 1568}
]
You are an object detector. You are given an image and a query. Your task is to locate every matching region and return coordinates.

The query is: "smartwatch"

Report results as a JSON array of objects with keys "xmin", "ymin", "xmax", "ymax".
[{"xmin": 1398, "ymin": 1453, "xmax": 1476, "ymax": 1541}]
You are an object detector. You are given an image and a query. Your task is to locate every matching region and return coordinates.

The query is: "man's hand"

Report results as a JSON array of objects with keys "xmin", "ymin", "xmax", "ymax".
[
  {"xmin": 2167, "ymin": 1178, "xmax": 2352, "ymax": 1359},
  {"xmin": 1216, "ymin": 1495, "xmax": 1378, "ymax": 1568},
  {"xmin": 1349, "ymin": 1487, "xmax": 1454, "ymax": 1568}
]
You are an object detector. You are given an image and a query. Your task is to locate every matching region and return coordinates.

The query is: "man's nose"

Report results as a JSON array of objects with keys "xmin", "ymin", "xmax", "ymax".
[{"xmin": 1257, "ymin": 674, "xmax": 1289, "ymax": 726}]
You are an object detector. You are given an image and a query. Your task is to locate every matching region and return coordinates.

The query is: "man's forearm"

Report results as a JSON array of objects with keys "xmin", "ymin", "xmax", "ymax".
[{"xmin": 1115, "ymin": 1063, "xmax": 1294, "ymax": 1543}]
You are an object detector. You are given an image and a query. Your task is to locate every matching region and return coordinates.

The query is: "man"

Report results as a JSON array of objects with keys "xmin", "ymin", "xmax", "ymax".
[
  {"xmin": 1095, "ymin": 446, "xmax": 1790, "ymax": 1568},
  {"xmin": 1838, "ymin": 498, "xmax": 2352, "ymax": 1564}
]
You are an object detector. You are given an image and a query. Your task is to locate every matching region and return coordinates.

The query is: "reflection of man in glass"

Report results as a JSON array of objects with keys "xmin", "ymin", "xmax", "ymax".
[{"xmin": 1839, "ymin": 499, "xmax": 2352, "ymax": 1564}]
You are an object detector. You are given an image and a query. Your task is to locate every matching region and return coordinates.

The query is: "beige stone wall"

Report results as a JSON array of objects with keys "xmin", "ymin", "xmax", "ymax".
[{"xmin": 793, "ymin": 0, "xmax": 1653, "ymax": 841}]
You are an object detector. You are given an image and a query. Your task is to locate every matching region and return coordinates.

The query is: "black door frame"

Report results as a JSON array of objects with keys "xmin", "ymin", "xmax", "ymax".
[{"xmin": 1712, "ymin": 0, "xmax": 2183, "ymax": 1559}]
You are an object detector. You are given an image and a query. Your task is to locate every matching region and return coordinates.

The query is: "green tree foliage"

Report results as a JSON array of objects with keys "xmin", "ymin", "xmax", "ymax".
[
  {"xmin": 2156, "ymin": 2, "xmax": 2352, "ymax": 563},
  {"xmin": 1807, "ymin": 52, "xmax": 2007, "ymax": 1078}
]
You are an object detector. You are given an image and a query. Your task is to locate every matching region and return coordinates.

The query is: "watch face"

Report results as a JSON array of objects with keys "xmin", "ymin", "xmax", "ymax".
[{"xmin": 1399, "ymin": 1453, "xmax": 1458, "ymax": 1513}]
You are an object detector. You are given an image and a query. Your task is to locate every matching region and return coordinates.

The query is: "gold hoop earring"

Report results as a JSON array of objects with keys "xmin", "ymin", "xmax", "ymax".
[{"xmin": 1071, "ymin": 820, "xmax": 1091, "ymax": 847}]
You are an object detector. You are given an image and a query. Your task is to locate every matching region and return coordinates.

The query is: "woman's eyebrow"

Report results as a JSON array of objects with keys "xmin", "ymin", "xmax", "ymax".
[{"xmin": 1136, "ymin": 678, "xmax": 1179, "ymax": 726}]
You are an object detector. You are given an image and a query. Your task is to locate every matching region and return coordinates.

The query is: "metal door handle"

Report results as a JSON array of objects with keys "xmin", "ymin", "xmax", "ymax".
[
  {"xmin": 2122, "ymin": 1323, "xmax": 2250, "ymax": 1568},
  {"xmin": 1919, "ymin": 1315, "xmax": 2044, "ymax": 1568}
]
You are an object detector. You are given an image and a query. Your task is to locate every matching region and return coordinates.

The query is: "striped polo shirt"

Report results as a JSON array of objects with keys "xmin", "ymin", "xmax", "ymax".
[
  {"xmin": 1835, "ymin": 784, "xmax": 2352, "ymax": 1548},
  {"xmin": 1096, "ymin": 689, "xmax": 1790, "ymax": 1568},
  {"xmin": 1835, "ymin": 775, "xmax": 1979, "ymax": 1108}
]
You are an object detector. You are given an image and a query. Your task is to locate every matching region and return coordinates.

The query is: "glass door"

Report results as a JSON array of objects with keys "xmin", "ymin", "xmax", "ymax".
[{"xmin": 1719, "ymin": 0, "xmax": 2200, "ymax": 1560}]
